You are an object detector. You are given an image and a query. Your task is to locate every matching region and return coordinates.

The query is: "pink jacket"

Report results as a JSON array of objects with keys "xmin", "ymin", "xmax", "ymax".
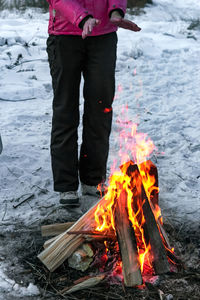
[{"xmin": 46, "ymin": 0, "xmax": 127, "ymax": 36}]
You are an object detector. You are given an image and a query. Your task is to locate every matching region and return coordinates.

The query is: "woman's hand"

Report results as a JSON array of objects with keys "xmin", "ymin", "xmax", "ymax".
[
  {"xmin": 82, "ymin": 18, "xmax": 100, "ymax": 39},
  {"xmin": 110, "ymin": 11, "xmax": 141, "ymax": 32}
]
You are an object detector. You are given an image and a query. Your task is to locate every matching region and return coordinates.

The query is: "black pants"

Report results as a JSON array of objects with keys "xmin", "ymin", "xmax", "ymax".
[{"xmin": 47, "ymin": 33, "xmax": 117, "ymax": 192}]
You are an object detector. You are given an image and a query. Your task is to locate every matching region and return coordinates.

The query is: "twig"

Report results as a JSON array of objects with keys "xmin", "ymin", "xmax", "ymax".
[
  {"xmin": 26, "ymin": 261, "xmax": 47, "ymax": 281},
  {"xmin": 27, "ymin": 218, "xmax": 41, "ymax": 226},
  {"xmin": 16, "ymin": 68, "xmax": 35, "ymax": 73},
  {"xmin": 173, "ymin": 171, "xmax": 185, "ymax": 181},
  {"xmin": 45, "ymin": 208, "xmax": 59, "ymax": 218},
  {"xmin": 2, "ymin": 202, "xmax": 7, "ymax": 221},
  {"xmin": 27, "ymin": 262, "xmax": 53, "ymax": 284},
  {"xmin": 50, "ymin": 284, "xmax": 78, "ymax": 300},
  {"xmin": 0, "ymin": 222, "xmax": 18, "ymax": 226},
  {"xmin": 32, "ymin": 184, "xmax": 49, "ymax": 194},
  {"xmin": 32, "ymin": 167, "xmax": 42, "ymax": 174},
  {"xmin": 27, "ymin": 198, "xmax": 34, "ymax": 210},
  {"xmin": 67, "ymin": 230, "xmax": 115, "ymax": 239},
  {"xmin": 176, "ymin": 222, "xmax": 185, "ymax": 238},
  {"xmin": 0, "ymin": 97, "xmax": 36, "ymax": 102},
  {"xmin": 6, "ymin": 166, "xmax": 19, "ymax": 178},
  {"xmin": 86, "ymin": 288, "xmax": 124, "ymax": 300},
  {"xmin": 13, "ymin": 193, "xmax": 34, "ymax": 208},
  {"xmin": 186, "ymin": 207, "xmax": 200, "ymax": 214},
  {"xmin": 7, "ymin": 58, "xmax": 47, "ymax": 69},
  {"xmin": 39, "ymin": 204, "xmax": 55, "ymax": 209},
  {"xmin": 61, "ymin": 274, "xmax": 106, "ymax": 295}
]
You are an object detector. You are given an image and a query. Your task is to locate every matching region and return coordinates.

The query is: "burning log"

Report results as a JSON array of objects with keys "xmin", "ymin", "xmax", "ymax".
[
  {"xmin": 156, "ymin": 219, "xmax": 172, "ymax": 250},
  {"xmin": 139, "ymin": 160, "xmax": 159, "ymax": 207},
  {"xmin": 141, "ymin": 186, "xmax": 170, "ymax": 274},
  {"xmin": 38, "ymin": 196, "xmax": 106, "ymax": 271},
  {"xmin": 125, "ymin": 162, "xmax": 170, "ymax": 274},
  {"xmin": 113, "ymin": 189, "xmax": 143, "ymax": 286},
  {"xmin": 139, "ymin": 161, "xmax": 172, "ymax": 250}
]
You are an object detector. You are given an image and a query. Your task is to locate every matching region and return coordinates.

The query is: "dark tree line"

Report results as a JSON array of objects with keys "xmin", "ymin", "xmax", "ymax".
[
  {"xmin": 0, "ymin": 0, "xmax": 152, "ymax": 11},
  {"xmin": 0, "ymin": 0, "xmax": 48, "ymax": 11}
]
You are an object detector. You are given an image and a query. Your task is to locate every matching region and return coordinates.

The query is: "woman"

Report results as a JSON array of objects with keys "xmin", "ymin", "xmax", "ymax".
[{"xmin": 46, "ymin": 0, "xmax": 141, "ymax": 206}]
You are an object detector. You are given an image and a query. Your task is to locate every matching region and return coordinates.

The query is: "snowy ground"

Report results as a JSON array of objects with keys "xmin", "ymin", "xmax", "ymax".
[{"xmin": 0, "ymin": 0, "xmax": 200, "ymax": 298}]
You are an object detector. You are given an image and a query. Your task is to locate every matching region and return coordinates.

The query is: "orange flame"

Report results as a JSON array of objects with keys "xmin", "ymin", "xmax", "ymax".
[{"xmin": 94, "ymin": 107, "xmax": 172, "ymax": 278}]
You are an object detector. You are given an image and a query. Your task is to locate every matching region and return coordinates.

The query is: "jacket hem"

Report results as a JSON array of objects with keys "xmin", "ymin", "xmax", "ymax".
[{"xmin": 48, "ymin": 28, "xmax": 118, "ymax": 36}]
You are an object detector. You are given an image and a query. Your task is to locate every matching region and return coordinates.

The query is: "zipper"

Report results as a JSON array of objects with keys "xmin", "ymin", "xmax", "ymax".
[{"xmin": 53, "ymin": 9, "xmax": 56, "ymax": 31}]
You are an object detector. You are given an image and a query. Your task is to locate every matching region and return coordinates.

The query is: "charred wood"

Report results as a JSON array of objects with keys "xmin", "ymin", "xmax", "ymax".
[{"xmin": 114, "ymin": 189, "xmax": 142, "ymax": 286}]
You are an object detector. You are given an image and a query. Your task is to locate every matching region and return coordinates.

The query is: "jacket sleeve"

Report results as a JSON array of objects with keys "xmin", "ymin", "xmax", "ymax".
[
  {"xmin": 107, "ymin": 0, "xmax": 127, "ymax": 17},
  {"xmin": 51, "ymin": 0, "xmax": 93, "ymax": 28}
]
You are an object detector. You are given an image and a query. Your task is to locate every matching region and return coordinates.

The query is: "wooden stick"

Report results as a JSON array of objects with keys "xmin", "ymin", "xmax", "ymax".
[
  {"xmin": 114, "ymin": 189, "xmax": 143, "ymax": 287},
  {"xmin": 42, "ymin": 234, "xmax": 84, "ymax": 265},
  {"xmin": 156, "ymin": 217, "xmax": 172, "ymax": 250},
  {"xmin": 43, "ymin": 231, "xmax": 114, "ymax": 249},
  {"xmin": 13, "ymin": 193, "xmax": 34, "ymax": 208},
  {"xmin": 41, "ymin": 222, "xmax": 74, "ymax": 237},
  {"xmin": 61, "ymin": 274, "xmax": 105, "ymax": 295},
  {"xmin": 38, "ymin": 196, "xmax": 106, "ymax": 271},
  {"xmin": 67, "ymin": 230, "xmax": 115, "ymax": 239},
  {"xmin": 139, "ymin": 161, "xmax": 172, "ymax": 249},
  {"xmin": 0, "ymin": 97, "xmax": 36, "ymax": 102},
  {"xmin": 43, "ymin": 234, "xmax": 62, "ymax": 249}
]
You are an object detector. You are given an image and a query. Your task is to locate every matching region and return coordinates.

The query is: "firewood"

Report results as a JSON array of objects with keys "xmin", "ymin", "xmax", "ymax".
[
  {"xmin": 141, "ymin": 188, "xmax": 170, "ymax": 274},
  {"xmin": 13, "ymin": 193, "xmax": 34, "ymax": 208},
  {"xmin": 139, "ymin": 161, "xmax": 172, "ymax": 249},
  {"xmin": 82, "ymin": 243, "xmax": 94, "ymax": 257},
  {"xmin": 139, "ymin": 161, "xmax": 171, "ymax": 250},
  {"xmin": 60, "ymin": 274, "xmax": 105, "ymax": 295},
  {"xmin": 127, "ymin": 163, "xmax": 170, "ymax": 274},
  {"xmin": 41, "ymin": 222, "xmax": 74, "ymax": 237},
  {"xmin": 68, "ymin": 243, "xmax": 94, "ymax": 272},
  {"xmin": 114, "ymin": 189, "xmax": 143, "ymax": 287},
  {"xmin": 43, "ymin": 233, "xmax": 114, "ymax": 250},
  {"xmin": 43, "ymin": 234, "xmax": 85, "ymax": 268},
  {"xmin": 67, "ymin": 230, "xmax": 115, "ymax": 239},
  {"xmin": 38, "ymin": 196, "xmax": 106, "ymax": 271},
  {"xmin": 39, "ymin": 160, "xmax": 171, "ymax": 276},
  {"xmin": 139, "ymin": 160, "xmax": 159, "ymax": 207},
  {"xmin": 156, "ymin": 218, "xmax": 172, "ymax": 250},
  {"xmin": 43, "ymin": 234, "xmax": 62, "ymax": 249}
]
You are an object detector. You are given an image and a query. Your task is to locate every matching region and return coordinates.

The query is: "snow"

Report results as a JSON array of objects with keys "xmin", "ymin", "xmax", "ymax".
[
  {"xmin": 0, "ymin": 266, "xmax": 40, "ymax": 298},
  {"xmin": 0, "ymin": 0, "xmax": 200, "ymax": 297}
]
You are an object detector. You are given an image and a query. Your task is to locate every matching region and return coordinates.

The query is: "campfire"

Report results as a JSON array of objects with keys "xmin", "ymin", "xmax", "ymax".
[{"xmin": 38, "ymin": 118, "xmax": 177, "ymax": 293}]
